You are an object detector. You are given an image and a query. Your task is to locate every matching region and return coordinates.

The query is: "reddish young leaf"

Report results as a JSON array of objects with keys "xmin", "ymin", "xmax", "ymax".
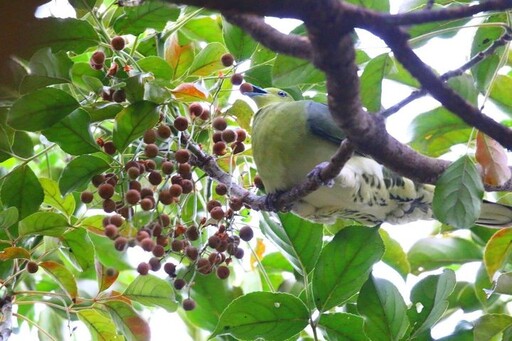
[
  {"xmin": 0, "ymin": 247, "xmax": 30, "ymax": 261},
  {"xmin": 476, "ymin": 131, "xmax": 511, "ymax": 186},
  {"xmin": 170, "ymin": 82, "xmax": 208, "ymax": 101}
]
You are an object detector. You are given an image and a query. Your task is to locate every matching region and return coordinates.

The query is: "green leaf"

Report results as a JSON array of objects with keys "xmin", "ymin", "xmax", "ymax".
[
  {"xmin": 10, "ymin": 131, "xmax": 34, "ymax": 159},
  {"xmin": 20, "ymin": 49, "xmax": 72, "ymax": 93},
  {"xmin": 68, "ymin": 0, "xmax": 96, "ymax": 17},
  {"xmin": 59, "ymin": 155, "xmax": 111, "ymax": 195},
  {"xmin": 433, "ymin": 156, "xmax": 484, "ymax": 228},
  {"xmin": 104, "ymin": 300, "xmax": 151, "ymax": 341},
  {"xmin": 471, "ymin": 14, "xmax": 508, "ymax": 92},
  {"xmin": 40, "ymin": 261, "xmax": 78, "ymax": 300},
  {"xmin": 409, "ymin": 107, "xmax": 472, "ymax": 157},
  {"xmin": 123, "ymin": 275, "xmax": 177, "ymax": 312},
  {"xmin": 408, "ymin": 237, "xmax": 482, "ymax": 274},
  {"xmin": 7, "ymin": 88, "xmax": 79, "ymax": 131},
  {"xmin": 88, "ymin": 233, "xmax": 132, "ymax": 271},
  {"xmin": 61, "ymin": 228, "xmax": 95, "ymax": 272},
  {"xmin": 23, "ymin": 18, "xmax": 99, "ymax": 56},
  {"xmin": 19, "ymin": 212, "xmax": 69, "ymax": 237},
  {"xmin": 227, "ymin": 99, "xmax": 253, "ymax": 132},
  {"xmin": 77, "ymin": 309, "xmax": 121, "ymax": 341},
  {"xmin": 84, "ymin": 103, "xmax": 123, "ymax": 122},
  {"xmin": 113, "ymin": 1, "xmax": 180, "ymax": 35},
  {"xmin": 0, "ymin": 207, "xmax": 19, "ymax": 230},
  {"xmin": 184, "ymin": 268, "xmax": 243, "ymax": 331},
  {"xmin": 1, "ymin": 165, "xmax": 44, "ymax": 219},
  {"xmin": 408, "ymin": 269, "xmax": 456, "ymax": 337},
  {"xmin": 484, "ymin": 228, "xmax": 512, "ymax": 279},
  {"xmin": 489, "ymin": 74, "xmax": 512, "ymax": 116},
  {"xmin": 40, "ymin": 178, "xmax": 76, "ymax": 217},
  {"xmin": 357, "ymin": 275, "xmax": 409, "ymax": 341},
  {"xmin": 493, "ymin": 272, "xmax": 512, "ymax": 295},
  {"xmin": 188, "ymin": 42, "xmax": 227, "ymax": 76},
  {"xmin": 43, "ymin": 108, "xmax": 99, "ymax": 155},
  {"xmin": 379, "ymin": 229, "xmax": 410, "ymax": 278},
  {"xmin": 222, "ymin": 18, "xmax": 257, "ymax": 61},
  {"xmin": 318, "ymin": 313, "xmax": 369, "ymax": 341},
  {"xmin": 313, "ymin": 226, "xmax": 384, "ymax": 311},
  {"xmin": 260, "ymin": 212, "xmax": 323, "ymax": 275},
  {"xmin": 211, "ymin": 292, "xmax": 309, "ymax": 340},
  {"xmin": 345, "ymin": 0, "xmax": 389, "ymax": 11},
  {"xmin": 272, "ymin": 54, "xmax": 325, "ymax": 88},
  {"xmin": 474, "ymin": 314, "xmax": 512, "ymax": 341},
  {"xmin": 181, "ymin": 16, "xmax": 224, "ymax": 44},
  {"xmin": 70, "ymin": 62, "xmax": 106, "ymax": 92},
  {"xmin": 448, "ymin": 282, "xmax": 481, "ymax": 313},
  {"xmin": 137, "ymin": 56, "xmax": 173, "ymax": 80},
  {"xmin": 360, "ymin": 53, "xmax": 393, "ymax": 112},
  {"xmin": 113, "ymin": 101, "xmax": 159, "ymax": 151}
]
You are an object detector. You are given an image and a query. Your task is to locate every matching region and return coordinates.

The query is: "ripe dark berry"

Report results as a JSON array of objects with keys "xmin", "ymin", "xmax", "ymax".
[
  {"xmin": 208, "ymin": 252, "xmax": 222, "ymax": 265},
  {"xmin": 171, "ymin": 239, "xmax": 184, "ymax": 252},
  {"xmin": 169, "ymin": 184, "xmax": 183, "ymax": 197},
  {"xmin": 234, "ymin": 247, "xmax": 245, "ymax": 259},
  {"xmin": 111, "ymin": 36, "xmax": 126, "ymax": 51},
  {"xmin": 125, "ymin": 189, "xmax": 141, "ymax": 205},
  {"xmin": 216, "ymin": 239, "xmax": 228, "ymax": 252},
  {"xmin": 129, "ymin": 180, "xmax": 142, "ymax": 192},
  {"xmin": 105, "ymin": 173, "xmax": 118, "ymax": 187},
  {"xmin": 101, "ymin": 87, "xmax": 114, "ymax": 101},
  {"xmin": 127, "ymin": 167, "xmax": 140, "ymax": 179},
  {"xmin": 159, "ymin": 189, "xmax": 173, "ymax": 205},
  {"xmin": 215, "ymin": 183, "xmax": 228, "ymax": 196},
  {"xmin": 239, "ymin": 226, "xmax": 254, "ymax": 242},
  {"xmin": 140, "ymin": 238, "xmax": 155, "ymax": 252},
  {"xmin": 207, "ymin": 200, "xmax": 222, "ymax": 212},
  {"xmin": 143, "ymin": 129, "xmax": 157, "ymax": 144},
  {"xmin": 178, "ymin": 163, "xmax": 191, "ymax": 176},
  {"xmin": 104, "ymin": 224, "xmax": 118, "ymax": 239},
  {"xmin": 149, "ymin": 257, "xmax": 161, "ymax": 271},
  {"xmin": 107, "ymin": 62, "xmax": 118, "ymax": 77},
  {"xmin": 159, "ymin": 214, "xmax": 170, "ymax": 227},
  {"xmin": 186, "ymin": 226, "xmax": 199, "ymax": 241},
  {"xmin": 80, "ymin": 191, "xmax": 94, "ymax": 204},
  {"xmin": 174, "ymin": 149, "xmax": 190, "ymax": 163},
  {"xmin": 112, "ymin": 89, "xmax": 126, "ymax": 103},
  {"xmin": 98, "ymin": 183, "xmax": 115, "ymax": 199},
  {"xmin": 235, "ymin": 128, "xmax": 247, "ymax": 142},
  {"xmin": 26, "ymin": 261, "xmax": 39, "ymax": 274},
  {"xmin": 164, "ymin": 262, "xmax": 176, "ymax": 276},
  {"xmin": 109, "ymin": 214, "xmax": 124, "ymax": 227},
  {"xmin": 210, "ymin": 206, "xmax": 225, "ymax": 220},
  {"xmin": 92, "ymin": 174, "xmax": 105, "ymax": 187},
  {"xmin": 182, "ymin": 298, "xmax": 196, "ymax": 311},
  {"xmin": 174, "ymin": 116, "xmax": 189, "ymax": 131},
  {"xmin": 136, "ymin": 230, "xmax": 150, "ymax": 242},
  {"xmin": 114, "ymin": 237, "xmax": 128, "ymax": 251},
  {"xmin": 171, "ymin": 175, "xmax": 183, "ymax": 185},
  {"xmin": 148, "ymin": 171, "xmax": 163, "ymax": 185},
  {"xmin": 137, "ymin": 262, "xmax": 150, "ymax": 275},
  {"xmin": 161, "ymin": 161, "xmax": 174, "ymax": 175},
  {"xmin": 229, "ymin": 197, "xmax": 243, "ymax": 211},
  {"xmin": 254, "ymin": 175, "xmax": 265, "ymax": 190},
  {"xmin": 181, "ymin": 179, "xmax": 194, "ymax": 194},
  {"xmin": 103, "ymin": 141, "xmax": 116, "ymax": 155},
  {"xmin": 91, "ymin": 51, "xmax": 106, "ymax": 65},
  {"xmin": 239, "ymin": 82, "xmax": 253, "ymax": 93},
  {"xmin": 212, "ymin": 131, "xmax": 222, "ymax": 143},
  {"xmin": 208, "ymin": 235, "xmax": 221, "ymax": 249},
  {"xmin": 157, "ymin": 124, "xmax": 171, "ymax": 139},
  {"xmin": 221, "ymin": 53, "xmax": 235, "ymax": 67},
  {"xmin": 231, "ymin": 142, "xmax": 245, "ymax": 154},
  {"xmin": 140, "ymin": 198, "xmax": 154, "ymax": 211},
  {"xmin": 140, "ymin": 188, "xmax": 154, "ymax": 198},
  {"xmin": 212, "ymin": 117, "xmax": 227, "ymax": 131},
  {"xmin": 188, "ymin": 102, "xmax": 203, "ymax": 117},
  {"xmin": 144, "ymin": 144, "xmax": 159, "ymax": 158},
  {"xmin": 199, "ymin": 108, "xmax": 210, "ymax": 120},
  {"xmin": 221, "ymin": 129, "xmax": 237, "ymax": 143},
  {"xmin": 185, "ymin": 246, "xmax": 199, "ymax": 261},
  {"xmin": 152, "ymin": 245, "xmax": 165, "ymax": 257},
  {"xmin": 213, "ymin": 141, "xmax": 227, "ymax": 156},
  {"xmin": 103, "ymin": 199, "xmax": 116, "ymax": 213},
  {"xmin": 174, "ymin": 278, "xmax": 186, "ymax": 290},
  {"xmin": 230, "ymin": 73, "xmax": 243, "ymax": 85},
  {"xmin": 196, "ymin": 258, "xmax": 212, "ymax": 274},
  {"xmin": 216, "ymin": 265, "xmax": 230, "ymax": 279},
  {"xmin": 145, "ymin": 159, "xmax": 156, "ymax": 171}
]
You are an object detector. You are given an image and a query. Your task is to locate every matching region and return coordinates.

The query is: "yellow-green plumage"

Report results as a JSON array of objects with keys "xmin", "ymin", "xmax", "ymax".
[{"xmin": 248, "ymin": 87, "xmax": 512, "ymax": 227}]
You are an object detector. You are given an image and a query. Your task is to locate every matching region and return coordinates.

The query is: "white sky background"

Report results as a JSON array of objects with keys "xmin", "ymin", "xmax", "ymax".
[{"xmin": 24, "ymin": 0, "xmax": 507, "ymax": 340}]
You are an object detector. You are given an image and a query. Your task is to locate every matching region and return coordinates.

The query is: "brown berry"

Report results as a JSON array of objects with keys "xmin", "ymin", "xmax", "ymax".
[
  {"xmin": 105, "ymin": 173, "xmax": 118, "ymax": 187},
  {"xmin": 112, "ymin": 89, "xmax": 126, "ymax": 103},
  {"xmin": 235, "ymin": 128, "xmax": 247, "ymax": 142},
  {"xmin": 199, "ymin": 108, "xmax": 210, "ymax": 120},
  {"xmin": 196, "ymin": 258, "xmax": 212, "ymax": 274},
  {"xmin": 152, "ymin": 245, "xmax": 165, "ymax": 257},
  {"xmin": 105, "ymin": 224, "xmax": 118, "ymax": 239},
  {"xmin": 137, "ymin": 262, "xmax": 150, "ymax": 275},
  {"xmin": 185, "ymin": 246, "xmax": 199, "ymax": 261},
  {"xmin": 98, "ymin": 183, "xmax": 115, "ymax": 199},
  {"xmin": 188, "ymin": 102, "xmax": 203, "ymax": 117},
  {"xmin": 157, "ymin": 124, "xmax": 171, "ymax": 139},
  {"xmin": 212, "ymin": 117, "xmax": 227, "ymax": 131},
  {"xmin": 140, "ymin": 238, "xmax": 155, "ymax": 252},
  {"xmin": 149, "ymin": 257, "xmax": 161, "ymax": 271},
  {"xmin": 171, "ymin": 175, "xmax": 183, "ymax": 185},
  {"xmin": 216, "ymin": 265, "xmax": 230, "ymax": 279},
  {"xmin": 103, "ymin": 199, "xmax": 116, "ymax": 213},
  {"xmin": 212, "ymin": 131, "xmax": 222, "ymax": 143},
  {"xmin": 221, "ymin": 53, "xmax": 235, "ymax": 67},
  {"xmin": 207, "ymin": 200, "xmax": 222, "ymax": 212},
  {"xmin": 164, "ymin": 262, "xmax": 176, "ymax": 276},
  {"xmin": 127, "ymin": 166, "xmax": 140, "ymax": 179},
  {"xmin": 181, "ymin": 180, "xmax": 194, "ymax": 194},
  {"xmin": 145, "ymin": 159, "xmax": 156, "ymax": 171},
  {"xmin": 216, "ymin": 239, "xmax": 228, "ymax": 252},
  {"xmin": 26, "ymin": 261, "xmax": 39, "ymax": 274},
  {"xmin": 114, "ymin": 237, "xmax": 128, "ymax": 251},
  {"xmin": 208, "ymin": 236, "xmax": 221, "ymax": 249},
  {"xmin": 140, "ymin": 188, "xmax": 154, "ymax": 198},
  {"xmin": 143, "ymin": 129, "xmax": 157, "ymax": 144},
  {"xmin": 169, "ymin": 184, "xmax": 183, "ymax": 197},
  {"xmin": 174, "ymin": 117, "xmax": 189, "ymax": 131},
  {"xmin": 231, "ymin": 142, "xmax": 245, "ymax": 154},
  {"xmin": 148, "ymin": 171, "xmax": 163, "ymax": 185},
  {"xmin": 125, "ymin": 189, "xmax": 141, "ymax": 205},
  {"xmin": 109, "ymin": 214, "xmax": 124, "ymax": 227},
  {"xmin": 136, "ymin": 230, "xmax": 150, "ymax": 242},
  {"xmin": 254, "ymin": 175, "xmax": 265, "ymax": 190},
  {"xmin": 171, "ymin": 239, "xmax": 184, "ymax": 252},
  {"xmin": 80, "ymin": 191, "xmax": 94, "ymax": 204},
  {"xmin": 103, "ymin": 141, "xmax": 117, "ymax": 155},
  {"xmin": 234, "ymin": 248, "xmax": 244, "ymax": 259},
  {"xmin": 91, "ymin": 51, "xmax": 106, "ymax": 65},
  {"xmin": 239, "ymin": 225, "xmax": 254, "ymax": 241},
  {"xmin": 208, "ymin": 252, "xmax": 223, "ymax": 265},
  {"xmin": 178, "ymin": 163, "xmax": 191, "ymax": 176},
  {"xmin": 161, "ymin": 161, "xmax": 174, "ymax": 175},
  {"xmin": 159, "ymin": 189, "xmax": 173, "ymax": 205},
  {"xmin": 159, "ymin": 214, "xmax": 170, "ymax": 227},
  {"xmin": 145, "ymin": 144, "xmax": 159, "ymax": 158},
  {"xmin": 140, "ymin": 198, "xmax": 154, "ymax": 211},
  {"xmin": 175, "ymin": 149, "xmax": 190, "ymax": 163},
  {"xmin": 186, "ymin": 226, "xmax": 199, "ymax": 241},
  {"xmin": 182, "ymin": 298, "xmax": 196, "ymax": 311},
  {"xmin": 229, "ymin": 197, "xmax": 243, "ymax": 211},
  {"xmin": 213, "ymin": 141, "xmax": 227, "ymax": 156},
  {"xmin": 215, "ymin": 183, "xmax": 228, "ymax": 196},
  {"xmin": 239, "ymin": 82, "xmax": 253, "ymax": 93},
  {"xmin": 221, "ymin": 129, "xmax": 237, "ymax": 143},
  {"xmin": 92, "ymin": 174, "xmax": 105, "ymax": 187},
  {"xmin": 111, "ymin": 36, "xmax": 125, "ymax": 51},
  {"xmin": 129, "ymin": 180, "xmax": 142, "ymax": 192},
  {"xmin": 174, "ymin": 278, "xmax": 186, "ymax": 290},
  {"xmin": 210, "ymin": 206, "xmax": 225, "ymax": 220},
  {"xmin": 230, "ymin": 73, "xmax": 243, "ymax": 85},
  {"xmin": 107, "ymin": 62, "xmax": 118, "ymax": 77}
]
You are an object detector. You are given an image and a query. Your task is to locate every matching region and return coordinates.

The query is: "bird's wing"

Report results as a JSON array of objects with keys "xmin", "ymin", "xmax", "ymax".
[{"xmin": 305, "ymin": 102, "xmax": 346, "ymax": 145}]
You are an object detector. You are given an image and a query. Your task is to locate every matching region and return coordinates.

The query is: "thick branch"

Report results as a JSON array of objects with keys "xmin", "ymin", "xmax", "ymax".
[{"xmin": 223, "ymin": 14, "xmax": 312, "ymax": 60}]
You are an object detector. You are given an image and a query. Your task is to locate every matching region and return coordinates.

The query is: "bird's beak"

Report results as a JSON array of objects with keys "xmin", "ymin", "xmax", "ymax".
[{"xmin": 243, "ymin": 85, "xmax": 267, "ymax": 97}]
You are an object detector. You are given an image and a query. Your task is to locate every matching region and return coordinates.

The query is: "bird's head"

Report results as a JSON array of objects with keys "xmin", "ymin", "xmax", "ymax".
[{"xmin": 243, "ymin": 85, "xmax": 294, "ymax": 108}]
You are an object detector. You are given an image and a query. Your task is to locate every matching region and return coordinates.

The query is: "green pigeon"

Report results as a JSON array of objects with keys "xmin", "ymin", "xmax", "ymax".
[{"xmin": 246, "ymin": 85, "xmax": 512, "ymax": 227}]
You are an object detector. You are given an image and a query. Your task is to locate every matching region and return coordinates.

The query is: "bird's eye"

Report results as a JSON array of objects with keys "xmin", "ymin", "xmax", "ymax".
[{"xmin": 277, "ymin": 91, "xmax": 287, "ymax": 97}]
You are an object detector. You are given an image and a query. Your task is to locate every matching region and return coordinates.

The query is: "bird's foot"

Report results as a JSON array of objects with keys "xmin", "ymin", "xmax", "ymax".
[
  {"xmin": 307, "ymin": 162, "xmax": 335, "ymax": 188},
  {"xmin": 264, "ymin": 191, "xmax": 292, "ymax": 213}
]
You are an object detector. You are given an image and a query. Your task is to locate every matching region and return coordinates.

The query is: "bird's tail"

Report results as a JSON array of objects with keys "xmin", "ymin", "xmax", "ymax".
[{"xmin": 477, "ymin": 200, "xmax": 512, "ymax": 227}]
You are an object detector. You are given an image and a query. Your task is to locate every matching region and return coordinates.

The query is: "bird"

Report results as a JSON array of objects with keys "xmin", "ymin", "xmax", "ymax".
[{"xmin": 245, "ymin": 85, "xmax": 512, "ymax": 227}]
